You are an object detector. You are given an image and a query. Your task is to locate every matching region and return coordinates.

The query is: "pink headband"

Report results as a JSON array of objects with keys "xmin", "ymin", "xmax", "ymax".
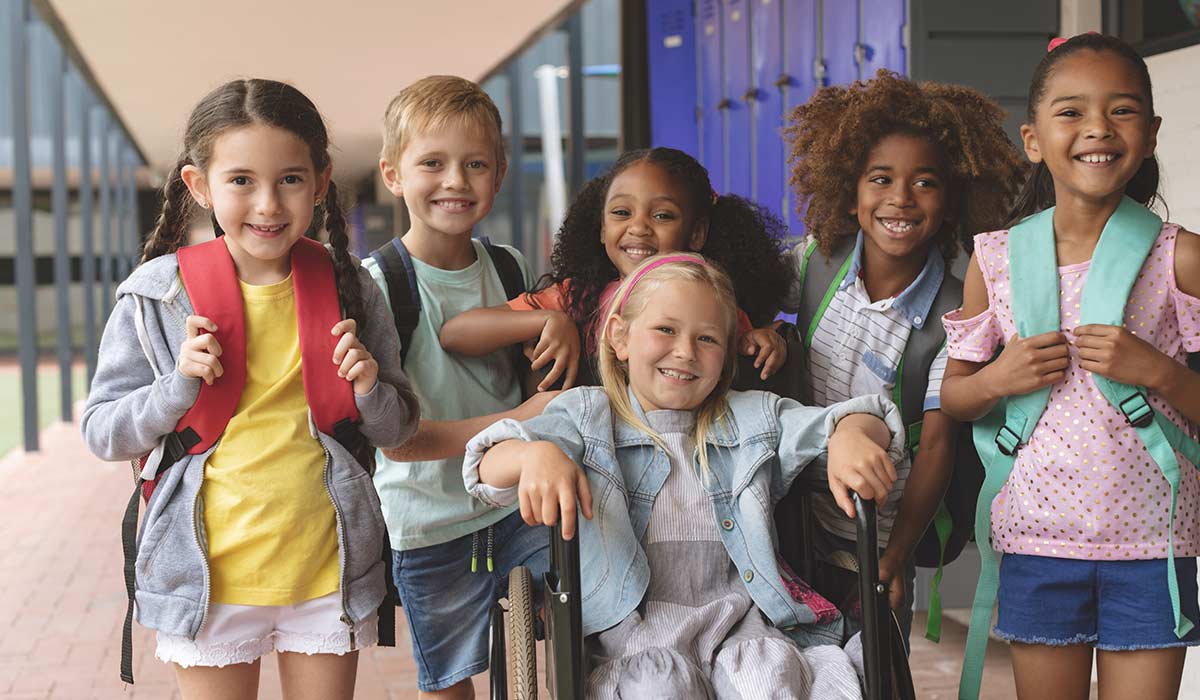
[
  {"xmin": 1047, "ymin": 31, "xmax": 1100, "ymax": 52},
  {"xmin": 616, "ymin": 254, "xmax": 707, "ymax": 314}
]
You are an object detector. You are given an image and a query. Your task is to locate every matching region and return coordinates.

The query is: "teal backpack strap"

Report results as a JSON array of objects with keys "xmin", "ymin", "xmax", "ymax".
[
  {"xmin": 960, "ymin": 207, "xmax": 1061, "ymax": 700},
  {"xmin": 1080, "ymin": 198, "xmax": 1199, "ymax": 640}
]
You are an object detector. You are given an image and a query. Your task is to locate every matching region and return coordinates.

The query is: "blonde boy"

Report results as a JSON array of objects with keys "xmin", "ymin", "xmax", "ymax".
[{"xmin": 366, "ymin": 76, "xmax": 549, "ymax": 700}]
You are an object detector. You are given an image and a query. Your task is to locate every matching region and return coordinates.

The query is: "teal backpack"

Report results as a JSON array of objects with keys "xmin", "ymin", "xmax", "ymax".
[{"xmin": 959, "ymin": 197, "xmax": 1200, "ymax": 699}]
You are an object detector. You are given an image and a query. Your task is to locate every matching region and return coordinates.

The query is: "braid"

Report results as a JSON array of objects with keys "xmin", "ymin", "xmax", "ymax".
[
  {"xmin": 323, "ymin": 181, "xmax": 365, "ymax": 331},
  {"xmin": 141, "ymin": 158, "xmax": 193, "ymax": 262}
]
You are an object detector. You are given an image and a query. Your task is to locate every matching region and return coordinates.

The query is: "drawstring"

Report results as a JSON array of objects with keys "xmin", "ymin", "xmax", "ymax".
[{"xmin": 470, "ymin": 525, "xmax": 495, "ymax": 574}]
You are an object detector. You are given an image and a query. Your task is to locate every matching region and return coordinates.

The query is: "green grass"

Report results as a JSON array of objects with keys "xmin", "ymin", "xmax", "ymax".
[{"xmin": 0, "ymin": 364, "xmax": 87, "ymax": 457}]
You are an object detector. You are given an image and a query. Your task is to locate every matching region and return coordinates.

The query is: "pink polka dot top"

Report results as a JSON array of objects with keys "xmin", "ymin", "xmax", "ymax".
[{"xmin": 943, "ymin": 224, "xmax": 1200, "ymax": 560}]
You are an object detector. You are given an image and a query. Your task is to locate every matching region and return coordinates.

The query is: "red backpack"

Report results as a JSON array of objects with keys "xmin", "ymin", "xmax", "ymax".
[{"xmin": 120, "ymin": 236, "xmax": 374, "ymax": 684}]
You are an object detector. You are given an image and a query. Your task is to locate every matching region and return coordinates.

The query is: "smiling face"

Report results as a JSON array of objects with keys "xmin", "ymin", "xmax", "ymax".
[
  {"xmin": 381, "ymin": 121, "xmax": 505, "ymax": 239},
  {"xmin": 1021, "ymin": 49, "xmax": 1160, "ymax": 208},
  {"xmin": 852, "ymin": 132, "xmax": 949, "ymax": 263},
  {"xmin": 601, "ymin": 161, "xmax": 707, "ymax": 277},
  {"xmin": 181, "ymin": 123, "xmax": 329, "ymax": 283},
  {"xmin": 608, "ymin": 279, "xmax": 731, "ymax": 413}
]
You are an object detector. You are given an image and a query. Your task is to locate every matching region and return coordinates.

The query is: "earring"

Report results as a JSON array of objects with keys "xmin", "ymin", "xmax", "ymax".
[{"xmin": 198, "ymin": 200, "xmax": 209, "ymax": 210}]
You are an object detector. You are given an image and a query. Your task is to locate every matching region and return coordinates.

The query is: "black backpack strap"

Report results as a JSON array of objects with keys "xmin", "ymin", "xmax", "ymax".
[
  {"xmin": 898, "ymin": 272, "xmax": 962, "ymax": 436},
  {"xmin": 796, "ymin": 235, "xmax": 856, "ymax": 348},
  {"xmin": 479, "ymin": 237, "xmax": 538, "ymax": 395},
  {"xmin": 119, "ymin": 480, "xmax": 143, "ymax": 684},
  {"xmin": 369, "ymin": 239, "xmax": 420, "ymax": 365},
  {"xmin": 479, "ymin": 237, "xmax": 527, "ymax": 299}
]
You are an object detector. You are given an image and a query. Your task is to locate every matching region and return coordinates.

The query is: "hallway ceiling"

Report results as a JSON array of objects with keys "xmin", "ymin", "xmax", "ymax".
[{"xmin": 47, "ymin": 0, "xmax": 576, "ymax": 184}]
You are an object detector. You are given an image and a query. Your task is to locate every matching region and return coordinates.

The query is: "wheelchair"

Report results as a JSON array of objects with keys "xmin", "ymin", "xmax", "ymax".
[
  {"xmin": 489, "ymin": 494, "xmax": 915, "ymax": 700},
  {"xmin": 487, "ymin": 327, "xmax": 917, "ymax": 699}
]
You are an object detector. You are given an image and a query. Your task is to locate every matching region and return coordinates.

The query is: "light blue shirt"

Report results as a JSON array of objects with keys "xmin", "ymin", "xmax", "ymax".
[{"xmin": 366, "ymin": 238, "xmax": 533, "ymax": 550}]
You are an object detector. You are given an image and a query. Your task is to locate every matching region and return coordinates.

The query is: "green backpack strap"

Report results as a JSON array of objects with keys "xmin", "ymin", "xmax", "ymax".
[
  {"xmin": 1081, "ymin": 199, "xmax": 1200, "ymax": 640},
  {"xmin": 959, "ymin": 207, "xmax": 1060, "ymax": 700}
]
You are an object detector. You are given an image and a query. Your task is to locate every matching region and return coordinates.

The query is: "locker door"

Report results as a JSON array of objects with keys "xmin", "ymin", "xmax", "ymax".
[
  {"xmin": 782, "ymin": 0, "xmax": 818, "ymax": 240},
  {"xmin": 722, "ymin": 0, "xmax": 752, "ymax": 197},
  {"xmin": 751, "ymin": 0, "xmax": 785, "ymax": 223},
  {"xmin": 822, "ymin": 0, "xmax": 860, "ymax": 86},
  {"xmin": 697, "ymin": 0, "xmax": 726, "ymax": 186},
  {"xmin": 859, "ymin": 0, "xmax": 906, "ymax": 76},
  {"xmin": 647, "ymin": 0, "xmax": 701, "ymax": 154}
]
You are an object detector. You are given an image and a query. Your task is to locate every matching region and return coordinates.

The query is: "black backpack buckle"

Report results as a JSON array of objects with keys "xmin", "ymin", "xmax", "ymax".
[
  {"xmin": 1118, "ymin": 393, "xmax": 1155, "ymax": 429},
  {"xmin": 994, "ymin": 425, "xmax": 1020, "ymax": 457}
]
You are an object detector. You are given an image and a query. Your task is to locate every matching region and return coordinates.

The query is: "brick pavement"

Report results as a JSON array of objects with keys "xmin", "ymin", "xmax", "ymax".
[{"xmin": 0, "ymin": 416, "xmax": 1028, "ymax": 699}]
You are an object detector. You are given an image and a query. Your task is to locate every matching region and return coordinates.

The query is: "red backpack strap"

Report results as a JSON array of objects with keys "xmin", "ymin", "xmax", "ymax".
[
  {"xmin": 291, "ymin": 237, "xmax": 360, "ymax": 435},
  {"xmin": 174, "ymin": 237, "xmax": 248, "ymax": 455}
]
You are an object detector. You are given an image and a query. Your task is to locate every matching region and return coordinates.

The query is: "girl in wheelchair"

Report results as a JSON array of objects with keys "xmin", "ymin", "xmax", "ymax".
[{"xmin": 463, "ymin": 253, "xmax": 906, "ymax": 698}]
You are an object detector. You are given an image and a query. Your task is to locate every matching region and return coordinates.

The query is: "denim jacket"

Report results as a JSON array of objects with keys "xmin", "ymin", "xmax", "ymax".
[
  {"xmin": 81, "ymin": 252, "xmax": 420, "ymax": 641},
  {"xmin": 463, "ymin": 386, "xmax": 904, "ymax": 646}
]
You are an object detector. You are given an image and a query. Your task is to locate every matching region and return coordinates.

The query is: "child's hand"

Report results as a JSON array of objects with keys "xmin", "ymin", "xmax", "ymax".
[
  {"xmin": 985, "ymin": 332, "xmax": 1069, "ymax": 397},
  {"xmin": 512, "ymin": 390, "xmax": 562, "ymax": 421},
  {"xmin": 739, "ymin": 327, "xmax": 787, "ymax": 380},
  {"xmin": 331, "ymin": 319, "xmax": 378, "ymax": 395},
  {"xmin": 178, "ymin": 315, "xmax": 224, "ymax": 385},
  {"xmin": 878, "ymin": 550, "xmax": 906, "ymax": 611},
  {"xmin": 518, "ymin": 441, "xmax": 593, "ymax": 539},
  {"xmin": 827, "ymin": 416, "xmax": 897, "ymax": 519},
  {"xmin": 528, "ymin": 311, "xmax": 581, "ymax": 391},
  {"xmin": 1074, "ymin": 324, "xmax": 1172, "ymax": 390}
]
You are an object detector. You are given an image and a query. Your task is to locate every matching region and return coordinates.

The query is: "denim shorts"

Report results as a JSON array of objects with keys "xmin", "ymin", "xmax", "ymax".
[
  {"xmin": 996, "ymin": 553, "xmax": 1200, "ymax": 650},
  {"xmin": 393, "ymin": 509, "xmax": 550, "ymax": 691}
]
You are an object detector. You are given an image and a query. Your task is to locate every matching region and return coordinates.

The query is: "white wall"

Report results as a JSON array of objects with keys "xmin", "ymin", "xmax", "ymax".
[{"xmin": 1148, "ymin": 44, "xmax": 1200, "ymax": 229}]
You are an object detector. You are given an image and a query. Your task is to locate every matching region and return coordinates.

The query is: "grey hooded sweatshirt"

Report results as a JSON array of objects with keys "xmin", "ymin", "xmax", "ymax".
[{"xmin": 81, "ymin": 251, "xmax": 419, "ymax": 641}]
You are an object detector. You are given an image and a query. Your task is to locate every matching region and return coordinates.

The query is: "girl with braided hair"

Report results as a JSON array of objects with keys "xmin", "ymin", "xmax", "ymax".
[
  {"xmin": 780, "ymin": 69, "xmax": 1026, "ymax": 645},
  {"xmin": 439, "ymin": 147, "xmax": 794, "ymax": 390},
  {"xmin": 82, "ymin": 78, "xmax": 420, "ymax": 698}
]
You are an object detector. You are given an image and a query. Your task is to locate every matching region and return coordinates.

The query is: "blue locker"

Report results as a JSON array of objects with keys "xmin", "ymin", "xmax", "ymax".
[
  {"xmin": 751, "ymin": 0, "xmax": 785, "ymax": 223},
  {"xmin": 721, "ymin": 0, "xmax": 752, "ymax": 198},
  {"xmin": 822, "ymin": 0, "xmax": 860, "ymax": 86},
  {"xmin": 647, "ymin": 0, "xmax": 701, "ymax": 155},
  {"xmin": 782, "ymin": 0, "xmax": 818, "ymax": 240},
  {"xmin": 860, "ymin": 0, "xmax": 906, "ymax": 76},
  {"xmin": 697, "ymin": 0, "xmax": 726, "ymax": 189}
]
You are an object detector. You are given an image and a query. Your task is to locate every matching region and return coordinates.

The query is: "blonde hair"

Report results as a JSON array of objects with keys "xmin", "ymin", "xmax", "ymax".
[
  {"xmin": 381, "ymin": 75, "xmax": 505, "ymax": 165},
  {"xmin": 597, "ymin": 253, "xmax": 740, "ymax": 480}
]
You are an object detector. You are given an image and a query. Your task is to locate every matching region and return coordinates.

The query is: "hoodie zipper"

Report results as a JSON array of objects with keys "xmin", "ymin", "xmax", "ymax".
[
  {"xmin": 320, "ymin": 437, "xmax": 356, "ymax": 651},
  {"xmin": 193, "ymin": 463, "xmax": 212, "ymax": 636}
]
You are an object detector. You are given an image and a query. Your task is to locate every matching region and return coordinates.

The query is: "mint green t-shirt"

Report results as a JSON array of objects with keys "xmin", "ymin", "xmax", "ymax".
[{"xmin": 364, "ymin": 238, "xmax": 533, "ymax": 550}]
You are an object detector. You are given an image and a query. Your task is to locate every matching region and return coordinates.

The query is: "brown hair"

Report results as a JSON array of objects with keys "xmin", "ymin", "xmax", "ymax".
[
  {"xmin": 380, "ymin": 75, "xmax": 505, "ymax": 166},
  {"xmin": 785, "ymin": 69, "xmax": 1026, "ymax": 258},
  {"xmin": 597, "ymin": 253, "xmax": 738, "ymax": 480},
  {"xmin": 140, "ymin": 78, "xmax": 363, "ymax": 330}
]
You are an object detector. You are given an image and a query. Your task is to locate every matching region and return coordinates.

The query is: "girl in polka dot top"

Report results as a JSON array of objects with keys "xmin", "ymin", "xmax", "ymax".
[{"xmin": 940, "ymin": 34, "xmax": 1200, "ymax": 699}]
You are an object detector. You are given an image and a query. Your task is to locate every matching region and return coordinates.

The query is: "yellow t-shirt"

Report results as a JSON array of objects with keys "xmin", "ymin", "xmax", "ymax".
[{"xmin": 202, "ymin": 275, "xmax": 340, "ymax": 606}]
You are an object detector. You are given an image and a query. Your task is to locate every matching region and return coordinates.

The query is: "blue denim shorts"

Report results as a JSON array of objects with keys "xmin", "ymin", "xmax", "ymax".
[
  {"xmin": 393, "ymin": 509, "xmax": 550, "ymax": 691},
  {"xmin": 996, "ymin": 553, "xmax": 1200, "ymax": 650}
]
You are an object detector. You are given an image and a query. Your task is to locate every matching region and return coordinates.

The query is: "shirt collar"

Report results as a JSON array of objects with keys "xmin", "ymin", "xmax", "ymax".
[{"xmin": 839, "ymin": 230, "xmax": 945, "ymax": 329}]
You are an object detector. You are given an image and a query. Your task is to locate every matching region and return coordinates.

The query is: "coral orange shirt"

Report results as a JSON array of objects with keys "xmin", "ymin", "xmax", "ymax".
[{"xmin": 508, "ymin": 278, "xmax": 754, "ymax": 350}]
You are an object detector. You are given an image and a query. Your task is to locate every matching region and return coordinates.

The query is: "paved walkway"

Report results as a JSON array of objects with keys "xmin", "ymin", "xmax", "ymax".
[{"xmin": 0, "ymin": 415, "xmax": 1040, "ymax": 699}]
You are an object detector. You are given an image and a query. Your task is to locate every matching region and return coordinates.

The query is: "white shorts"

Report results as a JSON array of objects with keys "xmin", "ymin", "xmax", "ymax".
[{"xmin": 155, "ymin": 591, "xmax": 379, "ymax": 668}]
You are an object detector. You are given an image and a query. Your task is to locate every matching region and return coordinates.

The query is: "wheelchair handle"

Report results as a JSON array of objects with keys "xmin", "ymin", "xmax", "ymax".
[{"xmin": 853, "ymin": 493, "xmax": 893, "ymax": 700}]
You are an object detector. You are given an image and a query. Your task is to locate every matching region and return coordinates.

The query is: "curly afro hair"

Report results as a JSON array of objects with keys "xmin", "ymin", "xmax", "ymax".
[
  {"xmin": 533, "ymin": 147, "xmax": 792, "ymax": 328},
  {"xmin": 784, "ymin": 69, "xmax": 1027, "ymax": 260}
]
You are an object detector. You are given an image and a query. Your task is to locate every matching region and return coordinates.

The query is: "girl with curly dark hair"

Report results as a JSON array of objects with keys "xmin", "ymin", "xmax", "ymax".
[
  {"xmin": 440, "ymin": 147, "xmax": 794, "ymax": 389},
  {"xmin": 779, "ymin": 69, "xmax": 1026, "ymax": 645}
]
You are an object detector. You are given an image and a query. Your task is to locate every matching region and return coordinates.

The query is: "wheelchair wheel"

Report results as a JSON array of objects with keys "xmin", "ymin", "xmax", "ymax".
[{"xmin": 506, "ymin": 566, "xmax": 538, "ymax": 700}]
